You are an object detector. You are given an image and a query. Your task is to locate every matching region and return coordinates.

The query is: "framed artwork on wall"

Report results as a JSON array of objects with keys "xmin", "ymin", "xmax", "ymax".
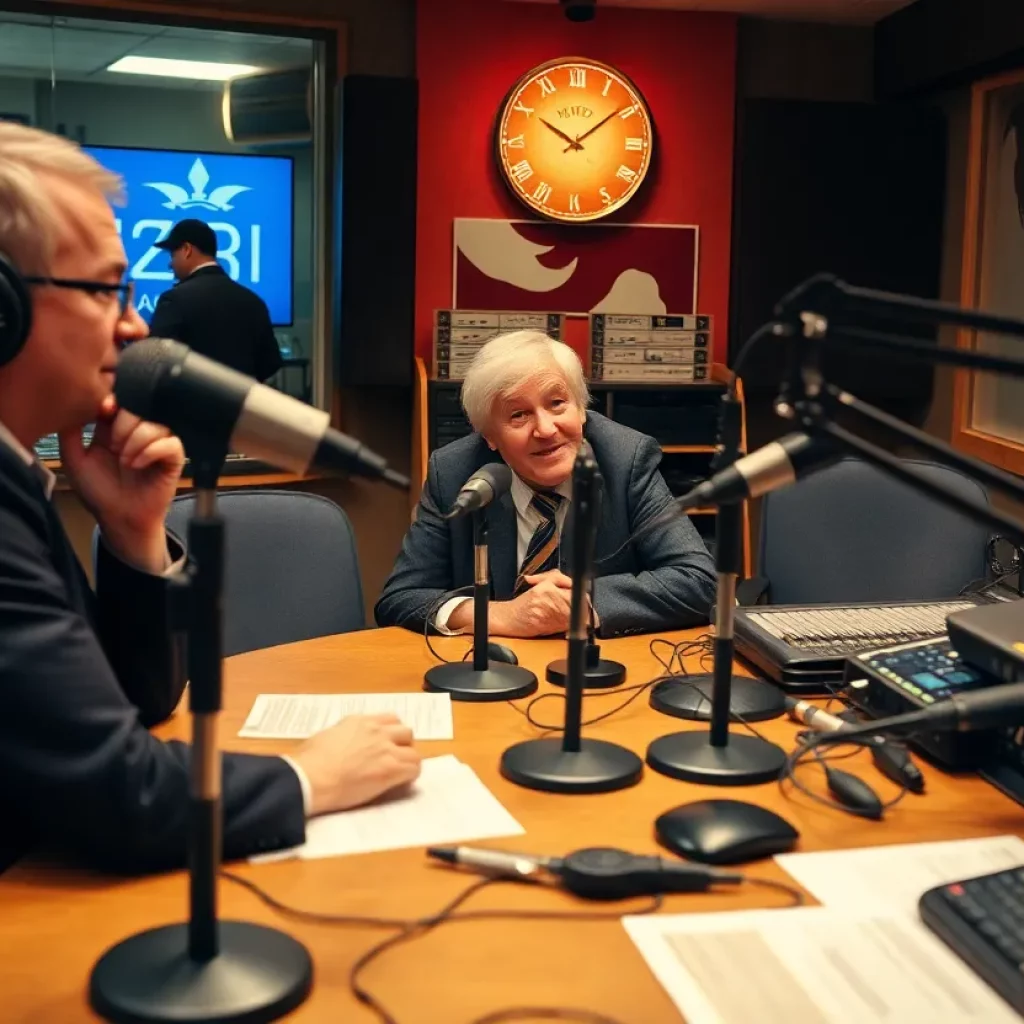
[
  {"xmin": 954, "ymin": 68, "xmax": 1024, "ymax": 473},
  {"xmin": 452, "ymin": 218, "xmax": 698, "ymax": 317}
]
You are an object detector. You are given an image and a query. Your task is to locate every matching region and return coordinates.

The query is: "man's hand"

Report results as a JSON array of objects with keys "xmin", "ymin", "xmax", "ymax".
[
  {"xmin": 291, "ymin": 713, "xmax": 422, "ymax": 817},
  {"xmin": 491, "ymin": 570, "xmax": 574, "ymax": 638},
  {"xmin": 59, "ymin": 395, "xmax": 184, "ymax": 574}
]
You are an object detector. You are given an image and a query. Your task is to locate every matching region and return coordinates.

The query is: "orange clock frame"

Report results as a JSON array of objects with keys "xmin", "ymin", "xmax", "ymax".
[{"xmin": 495, "ymin": 57, "xmax": 654, "ymax": 223}]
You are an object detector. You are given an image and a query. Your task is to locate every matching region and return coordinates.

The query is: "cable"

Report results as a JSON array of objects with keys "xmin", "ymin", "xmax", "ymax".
[
  {"xmin": 730, "ymin": 320, "xmax": 779, "ymax": 393},
  {"xmin": 740, "ymin": 874, "xmax": 806, "ymax": 907},
  {"xmin": 221, "ymin": 869, "xmax": 662, "ymax": 1024},
  {"xmin": 470, "ymin": 1010, "xmax": 628, "ymax": 1024},
  {"xmin": 422, "ymin": 585, "xmax": 476, "ymax": 664},
  {"xmin": 778, "ymin": 729, "xmax": 911, "ymax": 819}
]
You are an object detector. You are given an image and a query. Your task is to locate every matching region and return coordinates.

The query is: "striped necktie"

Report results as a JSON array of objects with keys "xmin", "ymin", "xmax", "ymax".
[{"xmin": 514, "ymin": 490, "xmax": 565, "ymax": 596}]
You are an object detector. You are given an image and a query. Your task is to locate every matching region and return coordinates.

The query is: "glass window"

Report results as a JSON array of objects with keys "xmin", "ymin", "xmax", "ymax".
[{"xmin": 0, "ymin": 11, "xmax": 330, "ymax": 462}]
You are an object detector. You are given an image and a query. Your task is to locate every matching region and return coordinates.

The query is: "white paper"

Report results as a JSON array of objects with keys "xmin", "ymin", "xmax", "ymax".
[
  {"xmin": 775, "ymin": 835, "xmax": 1024, "ymax": 916},
  {"xmin": 238, "ymin": 692, "xmax": 454, "ymax": 740},
  {"xmin": 623, "ymin": 906, "xmax": 1020, "ymax": 1024},
  {"xmin": 251, "ymin": 755, "xmax": 524, "ymax": 862}
]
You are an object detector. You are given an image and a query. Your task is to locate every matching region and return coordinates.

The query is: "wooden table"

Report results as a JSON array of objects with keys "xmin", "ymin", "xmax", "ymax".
[{"xmin": 2, "ymin": 627, "xmax": 1022, "ymax": 1024}]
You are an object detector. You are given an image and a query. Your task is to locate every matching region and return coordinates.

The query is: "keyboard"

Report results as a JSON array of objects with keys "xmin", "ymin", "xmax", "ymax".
[{"xmin": 919, "ymin": 866, "xmax": 1024, "ymax": 1013}]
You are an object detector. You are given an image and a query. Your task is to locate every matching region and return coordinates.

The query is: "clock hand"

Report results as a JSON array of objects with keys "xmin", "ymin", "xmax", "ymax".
[
  {"xmin": 563, "ymin": 107, "xmax": 623, "ymax": 153},
  {"xmin": 540, "ymin": 117, "xmax": 582, "ymax": 149}
]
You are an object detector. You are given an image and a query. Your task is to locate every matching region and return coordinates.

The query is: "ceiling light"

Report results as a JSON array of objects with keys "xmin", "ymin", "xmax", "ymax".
[{"xmin": 106, "ymin": 56, "xmax": 260, "ymax": 81}]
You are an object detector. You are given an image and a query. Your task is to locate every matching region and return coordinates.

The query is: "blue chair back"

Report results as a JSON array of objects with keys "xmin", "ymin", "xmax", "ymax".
[
  {"xmin": 165, "ymin": 489, "xmax": 364, "ymax": 655},
  {"xmin": 758, "ymin": 457, "xmax": 991, "ymax": 605}
]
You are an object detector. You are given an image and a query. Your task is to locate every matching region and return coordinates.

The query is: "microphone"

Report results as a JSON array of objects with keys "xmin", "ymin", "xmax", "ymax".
[
  {"xmin": 821, "ymin": 681, "xmax": 1024, "ymax": 744},
  {"xmin": 445, "ymin": 464, "xmax": 513, "ymax": 520},
  {"xmin": 115, "ymin": 338, "xmax": 409, "ymax": 489},
  {"xmin": 683, "ymin": 432, "xmax": 840, "ymax": 508},
  {"xmin": 785, "ymin": 697, "xmax": 848, "ymax": 733}
]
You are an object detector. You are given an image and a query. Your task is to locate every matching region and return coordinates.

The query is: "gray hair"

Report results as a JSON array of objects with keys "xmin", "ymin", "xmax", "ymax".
[
  {"xmin": 460, "ymin": 330, "xmax": 590, "ymax": 432},
  {"xmin": 0, "ymin": 122, "xmax": 123, "ymax": 275}
]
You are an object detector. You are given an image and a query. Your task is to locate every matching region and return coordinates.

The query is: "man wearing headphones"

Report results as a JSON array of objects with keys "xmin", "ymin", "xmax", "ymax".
[{"xmin": 0, "ymin": 123, "xmax": 421, "ymax": 874}]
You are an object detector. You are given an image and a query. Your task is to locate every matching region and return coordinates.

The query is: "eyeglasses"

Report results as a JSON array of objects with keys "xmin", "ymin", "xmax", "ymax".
[{"xmin": 23, "ymin": 276, "xmax": 135, "ymax": 317}]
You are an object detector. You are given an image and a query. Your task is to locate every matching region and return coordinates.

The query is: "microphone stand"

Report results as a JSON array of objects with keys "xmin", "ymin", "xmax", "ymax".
[
  {"xmin": 89, "ymin": 445, "xmax": 312, "ymax": 1024},
  {"xmin": 424, "ymin": 508, "xmax": 538, "ymax": 701},
  {"xmin": 648, "ymin": 393, "xmax": 786, "ymax": 725},
  {"xmin": 546, "ymin": 518, "xmax": 626, "ymax": 689},
  {"xmin": 500, "ymin": 443, "xmax": 643, "ymax": 793},
  {"xmin": 646, "ymin": 482, "xmax": 788, "ymax": 785}
]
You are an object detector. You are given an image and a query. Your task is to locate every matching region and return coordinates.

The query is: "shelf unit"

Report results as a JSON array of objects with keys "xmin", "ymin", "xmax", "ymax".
[{"xmin": 411, "ymin": 357, "xmax": 749, "ymax": 576}]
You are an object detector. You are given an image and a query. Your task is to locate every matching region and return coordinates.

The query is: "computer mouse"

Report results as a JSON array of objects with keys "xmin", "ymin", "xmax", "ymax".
[
  {"xmin": 655, "ymin": 799, "xmax": 799, "ymax": 865},
  {"xmin": 486, "ymin": 642, "xmax": 519, "ymax": 665}
]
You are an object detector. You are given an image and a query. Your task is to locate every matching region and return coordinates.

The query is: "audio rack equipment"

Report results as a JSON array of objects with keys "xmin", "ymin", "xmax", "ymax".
[{"xmin": 734, "ymin": 598, "xmax": 984, "ymax": 693}]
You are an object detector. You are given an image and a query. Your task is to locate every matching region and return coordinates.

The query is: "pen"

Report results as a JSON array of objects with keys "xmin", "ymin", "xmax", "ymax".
[{"xmin": 427, "ymin": 845, "xmax": 550, "ymax": 880}]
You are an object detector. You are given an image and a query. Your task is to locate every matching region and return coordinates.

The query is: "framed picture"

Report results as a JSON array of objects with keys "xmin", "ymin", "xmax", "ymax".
[
  {"xmin": 453, "ymin": 218, "xmax": 698, "ymax": 317},
  {"xmin": 954, "ymin": 69, "xmax": 1024, "ymax": 473}
]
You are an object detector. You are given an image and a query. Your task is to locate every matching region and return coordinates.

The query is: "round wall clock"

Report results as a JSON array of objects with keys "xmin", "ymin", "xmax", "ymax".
[{"xmin": 495, "ymin": 57, "xmax": 654, "ymax": 223}]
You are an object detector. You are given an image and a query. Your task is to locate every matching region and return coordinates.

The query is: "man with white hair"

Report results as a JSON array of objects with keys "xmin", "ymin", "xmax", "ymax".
[
  {"xmin": 376, "ymin": 331, "xmax": 715, "ymax": 638},
  {"xmin": 0, "ymin": 123, "xmax": 420, "ymax": 874}
]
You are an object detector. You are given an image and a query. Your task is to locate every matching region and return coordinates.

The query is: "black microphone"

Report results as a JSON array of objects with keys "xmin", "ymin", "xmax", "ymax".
[
  {"xmin": 115, "ymin": 337, "xmax": 409, "ymax": 489},
  {"xmin": 445, "ymin": 464, "xmax": 513, "ymax": 520},
  {"xmin": 822, "ymin": 682, "xmax": 1024, "ymax": 744},
  {"xmin": 683, "ymin": 432, "xmax": 839, "ymax": 508}
]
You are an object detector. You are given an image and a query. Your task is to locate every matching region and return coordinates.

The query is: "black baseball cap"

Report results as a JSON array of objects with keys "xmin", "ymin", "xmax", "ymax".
[{"xmin": 155, "ymin": 218, "xmax": 217, "ymax": 256}]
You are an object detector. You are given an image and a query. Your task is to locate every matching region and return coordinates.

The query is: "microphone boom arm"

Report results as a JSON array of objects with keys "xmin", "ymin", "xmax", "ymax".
[{"xmin": 766, "ymin": 274, "xmax": 1024, "ymax": 548}]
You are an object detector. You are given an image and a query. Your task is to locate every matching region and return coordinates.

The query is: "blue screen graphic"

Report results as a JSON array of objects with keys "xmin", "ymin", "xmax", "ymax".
[{"xmin": 84, "ymin": 146, "xmax": 294, "ymax": 326}]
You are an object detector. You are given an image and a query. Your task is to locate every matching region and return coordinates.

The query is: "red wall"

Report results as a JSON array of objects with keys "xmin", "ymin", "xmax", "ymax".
[{"xmin": 415, "ymin": 0, "xmax": 738, "ymax": 364}]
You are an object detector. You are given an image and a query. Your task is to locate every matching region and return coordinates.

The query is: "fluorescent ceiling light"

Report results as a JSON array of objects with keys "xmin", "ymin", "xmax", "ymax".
[{"xmin": 106, "ymin": 56, "xmax": 260, "ymax": 81}]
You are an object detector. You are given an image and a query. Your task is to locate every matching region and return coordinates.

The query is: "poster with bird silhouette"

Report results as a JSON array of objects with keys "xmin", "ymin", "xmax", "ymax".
[{"xmin": 452, "ymin": 218, "xmax": 698, "ymax": 317}]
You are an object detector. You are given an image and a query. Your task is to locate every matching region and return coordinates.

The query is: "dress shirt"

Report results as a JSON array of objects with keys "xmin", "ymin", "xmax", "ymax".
[{"xmin": 435, "ymin": 472, "xmax": 574, "ymax": 634}]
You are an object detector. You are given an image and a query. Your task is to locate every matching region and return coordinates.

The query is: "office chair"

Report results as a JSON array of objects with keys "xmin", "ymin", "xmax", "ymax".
[
  {"xmin": 94, "ymin": 489, "xmax": 365, "ymax": 656},
  {"xmin": 749, "ymin": 456, "xmax": 992, "ymax": 606}
]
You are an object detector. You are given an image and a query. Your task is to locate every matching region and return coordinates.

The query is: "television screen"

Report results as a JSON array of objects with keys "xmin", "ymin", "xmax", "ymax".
[{"xmin": 84, "ymin": 145, "xmax": 294, "ymax": 327}]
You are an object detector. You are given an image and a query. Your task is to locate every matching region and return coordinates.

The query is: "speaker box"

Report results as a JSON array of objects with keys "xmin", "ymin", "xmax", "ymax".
[
  {"xmin": 223, "ymin": 68, "xmax": 312, "ymax": 146},
  {"xmin": 729, "ymin": 99, "xmax": 947, "ymax": 424},
  {"xmin": 336, "ymin": 75, "xmax": 418, "ymax": 388}
]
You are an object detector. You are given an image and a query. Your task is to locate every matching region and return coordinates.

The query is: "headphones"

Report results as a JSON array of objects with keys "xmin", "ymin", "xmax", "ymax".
[{"xmin": 0, "ymin": 251, "xmax": 32, "ymax": 369}]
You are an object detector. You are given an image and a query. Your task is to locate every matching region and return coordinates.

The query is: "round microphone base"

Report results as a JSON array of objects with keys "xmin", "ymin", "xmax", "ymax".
[
  {"xmin": 500, "ymin": 737, "xmax": 643, "ymax": 794},
  {"xmin": 546, "ymin": 657, "xmax": 625, "ymax": 689},
  {"xmin": 646, "ymin": 731, "xmax": 786, "ymax": 787},
  {"xmin": 424, "ymin": 662, "xmax": 538, "ymax": 702},
  {"xmin": 649, "ymin": 674, "xmax": 785, "ymax": 723},
  {"xmin": 89, "ymin": 921, "xmax": 312, "ymax": 1024}
]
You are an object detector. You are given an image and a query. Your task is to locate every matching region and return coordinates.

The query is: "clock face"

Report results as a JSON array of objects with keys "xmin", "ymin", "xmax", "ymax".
[{"xmin": 495, "ymin": 57, "xmax": 654, "ymax": 223}]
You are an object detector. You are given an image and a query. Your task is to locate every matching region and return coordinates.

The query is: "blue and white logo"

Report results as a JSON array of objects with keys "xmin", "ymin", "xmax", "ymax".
[{"xmin": 85, "ymin": 146, "xmax": 294, "ymax": 326}]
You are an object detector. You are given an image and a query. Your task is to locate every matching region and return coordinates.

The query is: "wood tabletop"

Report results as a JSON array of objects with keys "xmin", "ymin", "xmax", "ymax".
[{"xmin": 2, "ymin": 626, "xmax": 1022, "ymax": 1024}]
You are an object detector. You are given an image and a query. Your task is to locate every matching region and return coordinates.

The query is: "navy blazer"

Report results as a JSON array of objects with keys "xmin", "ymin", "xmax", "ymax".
[
  {"xmin": 375, "ymin": 412, "xmax": 716, "ymax": 637},
  {"xmin": 0, "ymin": 443, "xmax": 304, "ymax": 874}
]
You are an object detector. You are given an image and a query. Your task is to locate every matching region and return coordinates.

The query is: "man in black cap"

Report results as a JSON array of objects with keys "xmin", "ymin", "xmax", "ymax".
[{"xmin": 149, "ymin": 218, "xmax": 283, "ymax": 382}]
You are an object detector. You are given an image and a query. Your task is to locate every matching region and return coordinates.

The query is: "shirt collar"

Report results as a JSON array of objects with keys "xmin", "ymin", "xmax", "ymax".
[
  {"xmin": 510, "ymin": 470, "xmax": 573, "ymax": 519},
  {"xmin": 0, "ymin": 420, "xmax": 56, "ymax": 499},
  {"xmin": 188, "ymin": 261, "xmax": 220, "ymax": 277}
]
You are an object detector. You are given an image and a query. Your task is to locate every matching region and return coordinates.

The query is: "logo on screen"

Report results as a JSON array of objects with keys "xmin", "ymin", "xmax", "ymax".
[
  {"xmin": 144, "ymin": 158, "xmax": 250, "ymax": 212},
  {"xmin": 85, "ymin": 146, "xmax": 293, "ymax": 327}
]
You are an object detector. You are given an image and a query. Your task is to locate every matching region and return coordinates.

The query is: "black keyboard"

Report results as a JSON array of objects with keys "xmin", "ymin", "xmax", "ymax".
[{"xmin": 919, "ymin": 866, "xmax": 1024, "ymax": 1013}]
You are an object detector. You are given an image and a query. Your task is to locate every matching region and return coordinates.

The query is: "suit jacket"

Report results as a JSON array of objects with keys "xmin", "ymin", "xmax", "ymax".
[
  {"xmin": 0, "ymin": 444, "xmax": 304, "ymax": 874},
  {"xmin": 149, "ymin": 264, "xmax": 283, "ymax": 382},
  {"xmin": 375, "ymin": 412, "xmax": 716, "ymax": 638}
]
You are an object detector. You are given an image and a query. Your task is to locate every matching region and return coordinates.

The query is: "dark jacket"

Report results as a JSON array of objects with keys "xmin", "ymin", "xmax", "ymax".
[
  {"xmin": 375, "ymin": 412, "xmax": 716, "ymax": 637},
  {"xmin": 0, "ymin": 443, "xmax": 304, "ymax": 874},
  {"xmin": 149, "ymin": 264, "xmax": 283, "ymax": 382}
]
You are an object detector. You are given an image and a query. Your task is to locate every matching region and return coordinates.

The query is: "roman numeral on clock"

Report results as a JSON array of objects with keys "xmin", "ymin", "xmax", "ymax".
[{"xmin": 510, "ymin": 160, "xmax": 534, "ymax": 183}]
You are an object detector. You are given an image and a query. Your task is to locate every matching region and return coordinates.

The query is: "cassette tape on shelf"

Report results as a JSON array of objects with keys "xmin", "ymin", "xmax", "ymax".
[
  {"xmin": 590, "ymin": 313, "xmax": 712, "ymax": 382},
  {"xmin": 433, "ymin": 310, "xmax": 566, "ymax": 380}
]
